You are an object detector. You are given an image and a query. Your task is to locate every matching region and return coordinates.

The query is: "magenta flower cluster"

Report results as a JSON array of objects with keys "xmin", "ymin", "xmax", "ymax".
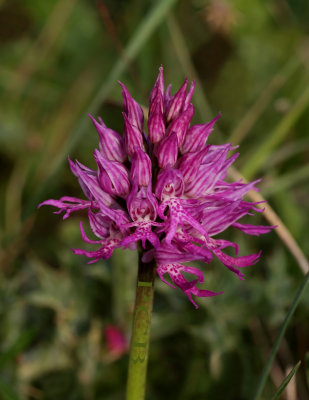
[{"xmin": 40, "ymin": 67, "xmax": 274, "ymax": 308}]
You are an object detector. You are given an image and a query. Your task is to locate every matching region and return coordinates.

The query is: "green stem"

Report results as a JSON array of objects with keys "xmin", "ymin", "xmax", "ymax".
[
  {"xmin": 252, "ymin": 272, "xmax": 309, "ymax": 400},
  {"xmin": 126, "ymin": 254, "xmax": 156, "ymax": 400}
]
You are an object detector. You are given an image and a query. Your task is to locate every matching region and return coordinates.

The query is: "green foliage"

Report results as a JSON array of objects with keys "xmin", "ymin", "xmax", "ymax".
[
  {"xmin": 0, "ymin": 0, "xmax": 308, "ymax": 399},
  {"xmin": 0, "ymin": 379, "xmax": 21, "ymax": 400},
  {"xmin": 271, "ymin": 361, "xmax": 301, "ymax": 400}
]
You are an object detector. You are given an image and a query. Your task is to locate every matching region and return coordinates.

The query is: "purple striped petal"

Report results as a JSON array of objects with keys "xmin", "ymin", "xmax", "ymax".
[
  {"xmin": 181, "ymin": 113, "xmax": 220, "ymax": 154},
  {"xmin": 155, "ymin": 242, "xmax": 202, "ymax": 264},
  {"xmin": 94, "ymin": 149, "xmax": 130, "ymax": 197},
  {"xmin": 164, "ymin": 84, "xmax": 172, "ymax": 109},
  {"xmin": 185, "ymin": 146, "xmax": 233, "ymax": 197},
  {"xmin": 177, "ymin": 147, "xmax": 209, "ymax": 183},
  {"xmin": 149, "ymin": 65, "xmax": 164, "ymax": 105},
  {"xmin": 119, "ymin": 82, "xmax": 144, "ymax": 132},
  {"xmin": 166, "ymin": 104, "xmax": 194, "ymax": 147},
  {"xmin": 232, "ymin": 223, "xmax": 276, "ymax": 235},
  {"xmin": 123, "ymin": 113, "xmax": 144, "ymax": 157},
  {"xmin": 157, "ymin": 132, "xmax": 179, "ymax": 169},
  {"xmin": 68, "ymin": 158, "xmax": 115, "ymax": 206},
  {"xmin": 165, "ymin": 79, "xmax": 188, "ymax": 123},
  {"xmin": 130, "ymin": 148, "xmax": 152, "ymax": 187},
  {"xmin": 183, "ymin": 80, "xmax": 196, "ymax": 111},
  {"xmin": 147, "ymin": 97, "xmax": 165, "ymax": 143},
  {"xmin": 89, "ymin": 114, "xmax": 126, "ymax": 162},
  {"xmin": 79, "ymin": 221, "xmax": 102, "ymax": 244}
]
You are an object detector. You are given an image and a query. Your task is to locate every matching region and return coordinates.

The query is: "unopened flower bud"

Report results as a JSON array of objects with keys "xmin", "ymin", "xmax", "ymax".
[
  {"xmin": 165, "ymin": 79, "xmax": 188, "ymax": 123},
  {"xmin": 157, "ymin": 132, "xmax": 178, "ymax": 169},
  {"xmin": 149, "ymin": 65, "xmax": 164, "ymax": 104},
  {"xmin": 183, "ymin": 80, "xmax": 196, "ymax": 111},
  {"xmin": 181, "ymin": 113, "xmax": 220, "ymax": 154},
  {"xmin": 94, "ymin": 149, "xmax": 130, "ymax": 197},
  {"xmin": 89, "ymin": 114, "xmax": 126, "ymax": 162},
  {"xmin": 119, "ymin": 82, "xmax": 144, "ymax": 132},
  {"xmin": 167, "ymin": 104, "xmax": 194, "ymax": 147},
  {"xmin": 68, "ymin": 157, "xmax": 114, "ymax": 206},
  {"xmin": 130, "ymin": 148, "xmax": 152, "ymax": 187},
  {"xmin": 123, "ymin": 113, "xmax": 144, "ymax": 157},
  {"xmin": 148, "ymin": 99, "xmax": 165, "ymax": 143}
]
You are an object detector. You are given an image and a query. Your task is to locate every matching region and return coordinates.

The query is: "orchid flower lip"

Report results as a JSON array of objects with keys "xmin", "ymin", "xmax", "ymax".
[{"xmin": 39, "ymin": 66, "xmax": 275, "ymax": 308}]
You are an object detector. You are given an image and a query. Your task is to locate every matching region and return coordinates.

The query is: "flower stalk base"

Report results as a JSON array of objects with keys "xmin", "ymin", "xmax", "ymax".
[{"xmin": 126, "ymin": 255, "xmax": 156, "ymax": 400}]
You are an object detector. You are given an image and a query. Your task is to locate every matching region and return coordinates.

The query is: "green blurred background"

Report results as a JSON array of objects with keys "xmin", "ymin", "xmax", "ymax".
[{"xmin": 0, "ymin": 0, "xmax": 309, "ymax": 399}]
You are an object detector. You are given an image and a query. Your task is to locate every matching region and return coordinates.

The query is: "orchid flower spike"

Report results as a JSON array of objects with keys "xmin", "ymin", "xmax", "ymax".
[{"xmin": 39, "ymin": 66, "xmax": 275, "ymax": 308}]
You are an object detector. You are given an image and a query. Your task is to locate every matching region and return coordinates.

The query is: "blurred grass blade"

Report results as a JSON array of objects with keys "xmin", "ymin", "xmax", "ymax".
[
  {"xmin": 262, "ymin": 137, "xmax": 309, "ymax": 170},
  {"xmin": 229, "ymin": 58, "xmax": 299, "ymax": 145},
  {"xmin": 252, "ymin": 272, "xmax": 309, "ymax": 400},
  {"xmin": 0, "ymin": 380, "xmax": 20, "ymax": 400},
  {"xmin": 305, "ymin": 352, "xmax": 309, "ymax": 386},
  {"xmin": 242, "ymin": 84, "xmax": 309, "ymax": 180},
  {"xmin": 262, "ymin": 164, "xmax": 309, "ymax": 198},
  {"xmin": 23, "ymin": 0, "xmax": 178, "ymax": 219},
  {"xmin": 271, "ymin": 361, "xmax": 301, "ymax": 400},
  {"xmin": 0, "ymin": 329, "xmax": 36, "ymax": 368}
]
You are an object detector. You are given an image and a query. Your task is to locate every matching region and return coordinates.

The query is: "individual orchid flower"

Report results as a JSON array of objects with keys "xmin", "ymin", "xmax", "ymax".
[
  {"xmin": 39, "ymin": 66, "xmax": 275, "ymax": 308},
  {"xmin": 120, "ymin": 182, "xmax": 162, "ymax": 249}
]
